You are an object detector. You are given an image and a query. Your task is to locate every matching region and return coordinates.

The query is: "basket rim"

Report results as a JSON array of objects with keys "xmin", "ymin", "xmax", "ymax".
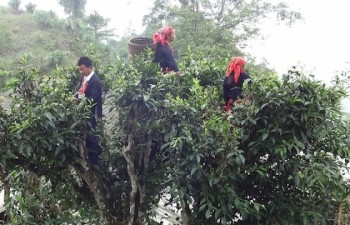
[
  {"xmin": 128, "ymin": 37, "xmax": 154, "ymax": 47},
  {"xmin": 129, "ymin": 37, "xmax": 152, "ymax": 41}
]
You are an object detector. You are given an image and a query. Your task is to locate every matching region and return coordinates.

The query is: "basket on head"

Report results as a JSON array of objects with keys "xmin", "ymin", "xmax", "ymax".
[{"xmin": 128, "ymin": 37, "xmax": 155, "ymax": 57}]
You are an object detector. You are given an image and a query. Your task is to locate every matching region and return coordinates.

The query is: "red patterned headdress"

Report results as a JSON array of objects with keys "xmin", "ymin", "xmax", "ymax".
[
  {"xmin": 153, "ymin": 26, "xmax": 175, "ymax": 46},
  {"xmin": 225, "ymin": 57, "xmax": 246, "ymax": 84}
]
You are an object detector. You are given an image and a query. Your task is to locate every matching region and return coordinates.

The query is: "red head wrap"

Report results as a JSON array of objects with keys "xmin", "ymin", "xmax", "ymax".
[
  {"xmin": 225, "ymin": 57, "xmax": 246, "ymax": 84},
  {"xmin": 153, "ymin": 26, "xmax": 175, "ymax": 46}
]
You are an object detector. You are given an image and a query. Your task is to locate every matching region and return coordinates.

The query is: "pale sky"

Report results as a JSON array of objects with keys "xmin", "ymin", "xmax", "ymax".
[
  {"xmin": 1, "ymin": 0, "xmax": 349, "ymax": 110},
  {"xmin": 248, "ymin": 0, "xmax": 350, "ymax": 84}
]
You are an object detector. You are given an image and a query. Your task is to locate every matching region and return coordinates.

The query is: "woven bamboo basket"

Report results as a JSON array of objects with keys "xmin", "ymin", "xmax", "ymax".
[{"xmin": 128, "ymin": 37, "xmax": 155, "ymax": 57}]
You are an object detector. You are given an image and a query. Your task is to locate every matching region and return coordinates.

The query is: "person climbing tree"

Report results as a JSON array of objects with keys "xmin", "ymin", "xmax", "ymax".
[
  {"xmin": 153, "ymin": 26, "xmax": 180, "ymax": 76},
  {"xmin": 223, "ymin": 56, "xmax": 251, "ymax": 111}
]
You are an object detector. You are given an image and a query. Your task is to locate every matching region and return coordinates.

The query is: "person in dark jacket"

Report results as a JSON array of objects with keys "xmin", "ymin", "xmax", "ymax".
[
  {"xmin": 153, "ymin": 26, "xmax": 180, "ymax": 76},
  {"xmin": 77, "ymin": 56, "xmax": 103, "ymax": 165},
  {"xmin": 223, "ymin": 57, "xmax": 251, "ymax": 111}
]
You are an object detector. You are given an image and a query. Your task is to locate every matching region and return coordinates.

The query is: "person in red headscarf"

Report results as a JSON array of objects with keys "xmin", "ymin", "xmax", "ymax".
[
  {"xmin": 223, "ymin": 57, "xmax": 251, "ymax": 111},
  {"xmin": 153, "ymin": 26, "xmax": 180, "ymax": 76}
]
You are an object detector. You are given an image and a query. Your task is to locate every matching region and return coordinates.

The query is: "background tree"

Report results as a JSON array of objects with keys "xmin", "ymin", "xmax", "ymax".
[
  {"xmin": 8, "ymin": 0, "xmax": 21, "ymax": 13},
  {"xmin": 25, "ymin": 2, "xmax": 36, "ymax": 14},
  {"xmin": 0, "ymin": 6, "xmax": 119, "ymax": 76},
  {"xmin": 85, "ymin": 11, "xmax": 115, "ymax": 43},
  {"xmin": 143, "ymin": 0, "xmax": 302, "ymax": 58},
  {"xmin": 33, "ymin": 10, "xmax": 60, "ymax": 29},
  {"xmin": 58, "ymin": 0, "xmax": 86, "ymax": 34}
]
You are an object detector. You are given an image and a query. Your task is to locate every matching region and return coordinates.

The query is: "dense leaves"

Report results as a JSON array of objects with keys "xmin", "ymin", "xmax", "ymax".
[
  {"xmin": 107, "ymin": 51, "xmax": 350, "ymax": 224},
  {"xmin": 1, "ymin": 49, "xmax": 350, "ymax": 225},
  {"xmin": 1, "ymin": 0, "xmax": 350, "ymax": 223}
]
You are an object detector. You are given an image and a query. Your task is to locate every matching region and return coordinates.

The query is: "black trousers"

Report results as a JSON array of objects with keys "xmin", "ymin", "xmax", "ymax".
[
  {"xmin": 86, "ymin": 117, "xmax": 101, "ymax": 165},
  {"xmin": 223, "ymin": 76, "xmax": 242, "ymax": 104},
  {"xmin": 86, "ymin": 134, "xmax": 101, "ymax": 165}
]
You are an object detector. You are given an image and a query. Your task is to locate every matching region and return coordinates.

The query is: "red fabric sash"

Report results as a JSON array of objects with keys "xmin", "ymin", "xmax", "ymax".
[
  {"xmin": 225, "ymin": 99, "xmax": 238, "ymax": 112},
  {"xmin": 162, "ymin": 67, "xmax": 173, "ymax": 74},
  {"xmin": 78, "ymin": 79, "xmax": 89, "ymax": 97}
]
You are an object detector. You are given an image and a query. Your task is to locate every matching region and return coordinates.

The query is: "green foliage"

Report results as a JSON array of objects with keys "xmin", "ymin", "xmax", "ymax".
[
  {"xmin": 109, "ymin": 52, "xmax": 350, "ymax": 224},
  {"xmin": 227, "ymin": 69, "xmax": 350, "ymax": 224},
  {"xmin": 0, "ymin": 10, "xmax": 81, "ymax": 73},
  {"xmin": 0, "ymin": 69, "xmax": 12, "ymax": 90},
  {"xmin": 85, "ymin": 11, "xmax": 115, "ymax": 43},
  {"xmin": 1, "ymin": 49, "xmax": 350, "ymax": 225},
  {"xmin": 5, "ymin": 170, "xmax": 101, "ymax": 225},
  {"xmin": 0, "ymin": 57, "xmax": 105, "ymax": 223},
  {"xmin": 0, "ymin": 25, "xmax": 12, "ymax": 53},
  {"xmin": 58, "ymin": 0, "xmax": 86, "ymax": 33},
  {"xmin": 45, "ymin": 50, "xmax": 67, "ymax": 68},
  {"xmin": 143, "ymin": 0, "xmax": 302, "ymax": 58},
  {"xmin": 25, "ymin": 2, "xmax": 36, "ymax": 14},
  {"xmin": 0, "ymin": 6, "xmax": 9, "ymax": 14},
  {"xmin": 2, "ymin": 55, "xmax": 90, "ymax": 166},
  {"xmin": 33, "ymin": 10, "xmax": 60, "ymax": 28},
  {"xmin": 1, "ymin": 1, "xmax": 349, "ymax": 223},
  {"xmin": 0, "ymin": 3, "xmax": 124, "ymax": 86},
  {"xmin": 107, "ymin": 34, "xmax": 138, "ymax": 58},
  {"xmin": 179, "ymin": 48, "xmax": 227, "ymax": 87},
  {"xmin": 58, "ymin": 0, "xmax": 86, "ymax": 18},
  {"xmin": 8, "ymin": 0, "xmax": 21, "ymax": 12}
]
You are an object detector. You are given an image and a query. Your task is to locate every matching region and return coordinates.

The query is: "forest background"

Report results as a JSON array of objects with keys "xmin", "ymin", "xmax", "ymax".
[{"xmin": 1, "ymin": 0, "xmax": 349, "ymax": 111}]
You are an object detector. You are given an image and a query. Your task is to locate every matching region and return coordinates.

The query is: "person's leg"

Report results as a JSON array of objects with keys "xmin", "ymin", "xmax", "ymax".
[
  {"xmin": 223, "ymin": 76, "xmax": 234, "ymax": 111},
  {"xmin": 86, "ymin": 134, "xmax": 102, "ymax": 165},
  {"xmin": 87, "ymin": 151, "xmax": 100, "ymax": 165}
]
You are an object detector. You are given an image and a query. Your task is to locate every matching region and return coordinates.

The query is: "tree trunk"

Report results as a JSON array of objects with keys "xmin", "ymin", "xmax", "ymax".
[
  {"xmin": 122, "ymin": 134, "xmax": 139, "ymax": 225},
  {"xmin": 0, "ymin": 163, "xmax": 10, "ymax": 222},
  {"xmin": 74, "ymin": 142, "xmax": 119, "ymax": 225},
  {"xmin": 180, "ymin": 199, "xmax": 191, "ymax": 225},
  {"xmin": 136, "ymin": 135, "xmax": 152, "ymax": 224},
  {"xmin": 69, "ymin": 14, "xmax": 78, "ymax": 35}
]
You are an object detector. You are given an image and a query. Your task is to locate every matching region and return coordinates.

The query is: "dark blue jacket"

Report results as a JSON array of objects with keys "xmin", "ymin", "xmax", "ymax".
[
  {"xmin": 154, "ymin": 43, "xmax": 179, "ymax": 72},
  {"xmin": 223, "ymin": 72, "xmax": 251, "ymax": 104},
  {"xmin": 79, "ymin": 73, "xmax": 102, "ymax": 128}
]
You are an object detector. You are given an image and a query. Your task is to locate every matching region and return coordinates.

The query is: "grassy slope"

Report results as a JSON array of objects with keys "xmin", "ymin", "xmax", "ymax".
[{"xmin": 0, "ymin": 6, "xmax": 78, "ymax": 72}]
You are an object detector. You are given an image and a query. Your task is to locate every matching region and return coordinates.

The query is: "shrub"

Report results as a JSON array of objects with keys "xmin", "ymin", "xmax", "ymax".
[
  {"xmin": 46, "ymin": 50, "xmax": 67, "ymax": 68},
  {"xmin": 25, "ymin": 2, "xmax": 36, "ymax": 14},
  {"xmin": 0, "ymin": 69, "xmax": 11, "ymax": 90},
  {"xmin": 8, "ymin": 0, "xmax": 21, "ymax": 12},
  {"xmin": 33, "ymin": 10, "xmax": 59, "ymax": 29},
  {"xmin": 0, "ymin": 6, "xmax": 10, "ymax": 14}
]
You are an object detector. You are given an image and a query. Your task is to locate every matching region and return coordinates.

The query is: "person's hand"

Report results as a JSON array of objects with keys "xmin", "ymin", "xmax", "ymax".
[
  {"xmin": 68, "ymin": 95, "xmax": 78, "ymax": 103},
  {"xmin": 174, "ymin": 71, "xmax": 181, "ymax": 76},
  {"xmin": 236, "ymin": 97, "xmax": 250, "ymax": 105}
]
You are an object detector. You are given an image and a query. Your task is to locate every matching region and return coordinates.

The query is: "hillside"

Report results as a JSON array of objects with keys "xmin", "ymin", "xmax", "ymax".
[{"xmin": 0, "ymin": 6, "xmax": 79, "ymax": 73}]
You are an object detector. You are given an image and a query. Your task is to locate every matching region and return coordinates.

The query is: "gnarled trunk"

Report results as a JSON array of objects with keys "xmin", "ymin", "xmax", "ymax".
[
  {"xmin": 123, "ymin": 130, "xmax": 154, "ymax": 225},
  {"xmin": 0, "ymin": 163, "xmax": 10, "ymax": 222},
  {"xmin": 74, "ymin": 142, "xmax": 120, "ymax": 225},
  {"xmin": 122, "ymin": 134, "xmax": 138, "ymax": 225}
]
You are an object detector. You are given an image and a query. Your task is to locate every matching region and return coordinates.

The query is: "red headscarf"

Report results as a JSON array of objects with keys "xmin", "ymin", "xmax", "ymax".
[
  {"xmin": 153, "ymin": 26, "xmax": 175, "ymax": 46},
  {"xmin": 225, "ymin": 57, "xmax": 246, "ymax": 84}
]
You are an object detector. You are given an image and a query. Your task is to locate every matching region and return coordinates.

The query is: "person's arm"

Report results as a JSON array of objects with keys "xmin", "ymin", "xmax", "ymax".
[
  {"xmin": 236, "ymin": 73, "xmax": 252, "ymax": 103},
  {"xmin": 154, "ymin": 45, "xmax": 163, "ymax": 64},
  {"xmin": 89, "ymin": 78, "xmax": 103, "ymax": 118},
  {"xmin": 163, "ymin": 45, "xmax": 179, "ymax": 72}
]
